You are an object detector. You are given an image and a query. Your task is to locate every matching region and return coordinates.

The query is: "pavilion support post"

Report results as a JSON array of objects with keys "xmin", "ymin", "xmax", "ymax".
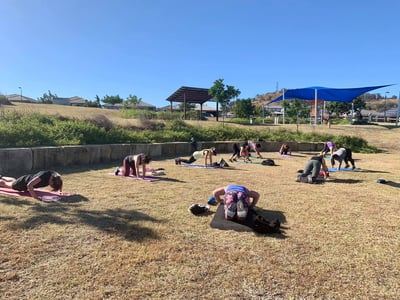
[{"xmin": 184, "ymin": 92, "xmax": 187, "ymax": 120}]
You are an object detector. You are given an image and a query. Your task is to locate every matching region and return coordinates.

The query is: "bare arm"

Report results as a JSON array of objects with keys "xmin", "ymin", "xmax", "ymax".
[
  {"xmin": 203, "ymin": 150, "xmax": 212, "ymax": 166},
  {"xmin": 212, "ymin": 187, "xmax": 226, "ymax": 203},
  {"xmin": 248, "ymin": 190, "xmax": 260, "ymax": 207},
  {"xmin": 135, "ymin": 155, "xmax": 141, "ymax": 178},
  {"xmin": 27, "ymin": 176, "xmax": 42, "ymax": 199},
  {"xmin": 321, "ymin": 159, "xmax": 329, "ymax": 178},
  {"xmin": 141, "ymin": 163, "xmax": 146, "ymax": 179}
]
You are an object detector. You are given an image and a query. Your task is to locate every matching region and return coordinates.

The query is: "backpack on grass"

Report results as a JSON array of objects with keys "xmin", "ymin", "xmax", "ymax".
[{"xmin": 252, "ymin": 215, "xmax": 281, "ymax": 234}]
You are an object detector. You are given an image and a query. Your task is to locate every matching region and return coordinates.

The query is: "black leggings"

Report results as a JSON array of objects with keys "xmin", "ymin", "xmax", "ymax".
[{"xmin": 180, "ymin": 156, "xmax": 196, "ymax": 164}]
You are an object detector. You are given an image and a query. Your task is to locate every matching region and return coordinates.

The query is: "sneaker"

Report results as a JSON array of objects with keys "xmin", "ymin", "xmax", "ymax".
[
  {"xmin": 236, "ymin": 199, "xmax": 248, "ymax": 220},
  {"xmin": 225, "ymin": 201, "xmax": 237, "ymax": 219},
  {"xmin": 229, "ymin": 159, "xmax": 233, "ymax": 163},
  {"xmin": 175, "ymin": 158, "xmax": 181, "ymax": 165},
  {"xmin": 345, "ymin": 165, "xmax": 350, "ymax": 168},
  {"xmin": 114, "ymin": 167, "xmax": 120, "ymax": 176},
  {"xmin": 296, "ymin": 174, "xmax": 309, "ymax": 183}
]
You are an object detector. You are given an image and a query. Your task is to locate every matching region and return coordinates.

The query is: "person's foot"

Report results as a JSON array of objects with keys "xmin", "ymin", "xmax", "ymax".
[
  {"xmin": 345, "ymin": 165, "xmax": 350, "ymax": 168},
  {"xmin": 229, "ymin": 159, "xmax": 233, "ymax": 163},
  {"xmin": 114, "ymin": 167, "xmax": 120, "ymax": 176}
]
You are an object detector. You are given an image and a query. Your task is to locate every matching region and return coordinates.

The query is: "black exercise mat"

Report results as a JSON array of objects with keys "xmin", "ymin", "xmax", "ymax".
[{"xmin": 210, "ymin": 204, "xmax": 255, "ymax": 232}]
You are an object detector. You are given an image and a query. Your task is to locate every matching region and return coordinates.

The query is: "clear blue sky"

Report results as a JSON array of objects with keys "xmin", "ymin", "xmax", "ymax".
[{"xmin": 1, "ymin": 0, "xmax": 398, "ymax": 107}]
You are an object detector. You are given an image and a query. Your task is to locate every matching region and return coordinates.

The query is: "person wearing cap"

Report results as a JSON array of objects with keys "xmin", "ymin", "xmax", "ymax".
[{"xmin": 175, "ymin": 147, "xmax": 217, "ymax": 167}]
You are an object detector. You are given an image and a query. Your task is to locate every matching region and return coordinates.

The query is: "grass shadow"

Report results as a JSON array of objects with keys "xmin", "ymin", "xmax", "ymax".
[
  {"xmin": 74, "ymin": 208, "xmax": 161, "ymax": 241},
  {"xmin": 330, "ymin": 178, "xmax": 363, "ymax": 184},
  {"xmin": 3, "ymin": 199, "xmax": 161, "ymax": 242},
  {"xmin": 379, "ymin": 181, "xmax": 400, "ymax": 188},
  {"xmin": 359, "ymin": 169, "xmax": 391, "ymax": 174}
]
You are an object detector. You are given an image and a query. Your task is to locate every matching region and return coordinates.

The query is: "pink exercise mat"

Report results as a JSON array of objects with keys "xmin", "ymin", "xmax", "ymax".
[{"xmin": 0, "ymin": 187, "xmax": 71, "ymax": 202}]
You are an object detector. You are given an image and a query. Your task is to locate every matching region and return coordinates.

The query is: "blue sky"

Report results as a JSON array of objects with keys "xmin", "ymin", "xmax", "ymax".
[{"xmin": 1, "ymin": 0, "xmax": 399, "ymax": 107}]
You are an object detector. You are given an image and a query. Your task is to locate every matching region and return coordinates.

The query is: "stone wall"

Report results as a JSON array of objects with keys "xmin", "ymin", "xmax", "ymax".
[{"xmin": 0, "ymin": 141, "xmax": 323, "ymax": 175}]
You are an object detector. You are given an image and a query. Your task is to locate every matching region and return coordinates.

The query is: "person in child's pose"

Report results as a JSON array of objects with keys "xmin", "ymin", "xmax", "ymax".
[
  {"xmin": 0, "ymin": 170, "xmax": 63, "ymax": 200},
  {"xmin": 115, "ymin": 153, "xmax": 152, "ymax": 179}
]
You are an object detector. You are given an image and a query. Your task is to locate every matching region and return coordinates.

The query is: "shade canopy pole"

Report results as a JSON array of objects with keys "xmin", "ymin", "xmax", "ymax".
[{"xmin": 314, "ymin": 89, "xmax": 317, "ymax": 125}]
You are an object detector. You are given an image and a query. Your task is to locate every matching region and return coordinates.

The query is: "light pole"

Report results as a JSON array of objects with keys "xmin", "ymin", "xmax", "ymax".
[
  {"xmin": 18, "ymin": 87, "xmax": 22, "ymax": 102},
  {"xmin": 384, "ymin": 91, "xmax": 390, "ymax": 122}
]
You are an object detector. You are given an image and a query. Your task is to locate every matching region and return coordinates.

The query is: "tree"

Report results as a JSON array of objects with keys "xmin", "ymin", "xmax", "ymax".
[
  {"xmin": 102, "ymin": 95, "xmax": 123, "ymax": 106},
  {"xmin": 326, "ymin": 101, "xmax": 350, "ymax": 118},
  {"xmin": 282, "ymin": 99, "xmax": 310, "ymax": 123},
  {"xmin": 124, "ymin": 94, "xmax": 142, "ymax": 108},
  {"xmin": 208, "ymin": 79, "xmax": 240, "ymax": 122},
  {"xmin": 95, "ymin": 95, "xmax": 102, "ymax": 107},
  {"xmin": 38, "ymin": 90, "xmax": 58, "ymax": 104},
  {"xmin": 233, "ymin": 98, "xmax": 254, "ymax": 118}
]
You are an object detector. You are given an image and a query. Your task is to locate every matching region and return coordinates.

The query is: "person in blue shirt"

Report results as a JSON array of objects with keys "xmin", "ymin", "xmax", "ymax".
[{"xmin": 212, "ymin": 184, "xmax": 260, "ymax": 221}]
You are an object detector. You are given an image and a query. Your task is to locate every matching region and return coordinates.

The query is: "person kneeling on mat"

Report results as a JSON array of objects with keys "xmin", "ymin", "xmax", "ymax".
[
  {"xmin": 298, "ymin": 155, "xmax": 329, "ymax": 183},
  {"xmin": 212, "ymin": 185, "xmax": 259, "ymax": 221}
]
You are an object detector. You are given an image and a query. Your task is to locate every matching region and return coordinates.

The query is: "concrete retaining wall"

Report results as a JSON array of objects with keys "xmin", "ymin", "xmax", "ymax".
[{"xmin": 0, "ymin": 141, "xmax": 323, "ymax": 175}]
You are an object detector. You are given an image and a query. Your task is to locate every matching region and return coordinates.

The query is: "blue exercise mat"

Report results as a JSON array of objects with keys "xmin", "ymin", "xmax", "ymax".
[
  {"xmin": 180, "ymin": 164, "xmax": 219, "ymax": 169},
  {"xmin": 328, "ymin": 167, "xmax": 360, "ymax": 172}
]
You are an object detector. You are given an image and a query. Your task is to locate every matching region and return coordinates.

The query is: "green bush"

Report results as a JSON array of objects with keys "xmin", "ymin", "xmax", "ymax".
[{"xmin": 0, "ymin": 111, "xmax": 379, "ymax": 153}]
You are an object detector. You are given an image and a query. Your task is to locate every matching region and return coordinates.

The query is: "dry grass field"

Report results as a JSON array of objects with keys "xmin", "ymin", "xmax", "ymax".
[{"xmin": 1, "ymin": 104, "xmax": 399, "ymax": 299}]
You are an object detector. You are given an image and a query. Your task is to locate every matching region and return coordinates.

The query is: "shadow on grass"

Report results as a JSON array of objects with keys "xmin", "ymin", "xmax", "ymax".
[
  {"xmin": 379, "ymin": 181, "xmax": 400, "ymax": 188},
  {"xmin": 2, "ymin": 197, "xmax": 161, "ymax": 242},
  {"xmin": 330, "ymin": 178, "xmax": 363, "ymax": 184},
  {"xmin": 359, "ymin": 169, "xmax": 391, "ymax": 174}
]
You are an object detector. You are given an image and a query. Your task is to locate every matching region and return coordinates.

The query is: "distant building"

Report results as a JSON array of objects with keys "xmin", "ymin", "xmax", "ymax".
[
  {"xmin": 6, "ymin": 94, "xmax": 37, "ymax": 103},
  {"xmin": 53, "ymin": 96, "xmax": 86, "ymax": 106},
  {"xmin": 103, "ymin": 100, "xmax": 156, "ymax": 111}
]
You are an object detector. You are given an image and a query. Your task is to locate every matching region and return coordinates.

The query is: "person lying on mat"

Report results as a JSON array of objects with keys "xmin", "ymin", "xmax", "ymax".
[
  {"xmin": 175, "ymin": 147, "xmax": 217, "ymax": 167},
  {"xmin": 0, "ymin": 170, "xmax": 63, "ymax": 200},
  {"xmin": 331, "ymin": 147, "xmax": 356, "ymax": 170},
  {"xmin": 320, "ymin": 141, "xmax": 337, "ymax": 157},
  {"xmin": 212, "ymin": 185, "xmax": 260, "ymax": 221},
  {"xmin": 279, "ymin": 143, "xmax": 291, "ymax": 155},
  {"xmin": 299, "ymin": 155, "xmax": 329, "ymax": 183},
  {"xmin": 115, "ymin": 153, "xmax": 152, "ymax": 179}
]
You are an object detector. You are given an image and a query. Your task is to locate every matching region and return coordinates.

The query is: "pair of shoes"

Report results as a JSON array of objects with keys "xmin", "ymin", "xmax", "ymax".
[
  {"xmin": 114, "ymin": 168, "xmax": 120, "ymax": 176},
  {"xmin": 175, "ymin": 158, "xmax": 181, "ymax": 165}
]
